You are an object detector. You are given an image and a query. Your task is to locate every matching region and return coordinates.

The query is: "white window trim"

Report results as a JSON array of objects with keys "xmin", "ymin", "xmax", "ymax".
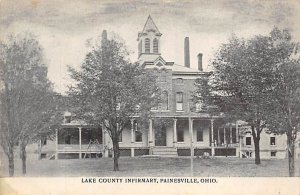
[
  {"xmin": 245, "ymin": 137, "xmax": 252, "ymax": 146},
  {"xmin": 270, "ymin": 137, "xmax": 276, "ymax": 146}
]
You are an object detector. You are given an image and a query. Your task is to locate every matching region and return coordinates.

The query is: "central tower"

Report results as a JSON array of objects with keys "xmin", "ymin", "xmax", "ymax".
[{"xmin": 137, "ymin": 15, "xmax": 162, "ymax": 62}]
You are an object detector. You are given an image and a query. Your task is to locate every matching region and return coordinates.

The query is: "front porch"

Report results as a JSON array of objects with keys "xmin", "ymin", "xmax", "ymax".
[
  {"xmin": 53, "ymin": 117, "xmax": 241, "ymax": 159},
  {"xmin": 120, "ymin": 117, "xmax": 240, "ymax": 157},
  {"xmin": 55, "ymin": 126, "xmax": 104, "ymax": 159}
]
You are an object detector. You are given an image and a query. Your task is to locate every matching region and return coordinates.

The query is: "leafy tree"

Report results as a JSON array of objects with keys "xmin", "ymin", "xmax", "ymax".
[
  {"xmin": 0, "ymin": 33, "xmax": 62, "ymax": 176},
  {"xmin": 18, "ymin": 90, "xmax": 63, "ymax": 175},
  {"xmin": 195, "ymin": 34, "xmax": 277, "ymax": 164},
  {"xmin": 265, "ymin": 28, "xmax": 300, "ymax": 176},
  {"xmin": 68, "ymin": 31, "xmax": 159, "ymax": 171}
]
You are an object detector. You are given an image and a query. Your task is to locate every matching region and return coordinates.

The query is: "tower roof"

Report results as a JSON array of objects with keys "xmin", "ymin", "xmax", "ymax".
[{"xmin": 141, "ymin": 15, "xmax": 161, "ymax": 35}]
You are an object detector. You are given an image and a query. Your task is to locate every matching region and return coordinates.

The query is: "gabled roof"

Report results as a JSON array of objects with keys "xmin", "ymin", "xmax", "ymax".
[{"xmin": 141, "ymin": 15, "xmax": 161, "ymax": 35}]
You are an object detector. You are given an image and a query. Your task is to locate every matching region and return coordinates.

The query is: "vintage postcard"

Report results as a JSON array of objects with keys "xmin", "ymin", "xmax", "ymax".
[{"xmin": 0, "ymin": 0, "xmax": 300, "ymax": 194}]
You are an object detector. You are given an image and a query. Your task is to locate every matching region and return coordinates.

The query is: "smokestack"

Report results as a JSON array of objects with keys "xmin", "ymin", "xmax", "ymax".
[
  {"xmin": 184, "ymin": 37, "xmax": 190, "ymax": 68},
  {"xmin": 101, "ymin": 30, "xmax": 108, "ymax": 53},
  {"xmin": 197, "ymin": 53, "xmax": 203, "ymax": 71},
  {"xmin": 101, "ymin": 30, "xmax": 107, "ymax": 47},
  {"xmin": 102, "ymin": 30, "xmax": 107, "ymax": 41}
]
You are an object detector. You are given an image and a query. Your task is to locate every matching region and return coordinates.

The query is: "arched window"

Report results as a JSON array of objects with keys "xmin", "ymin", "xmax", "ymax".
[
  {"xmin": 161, "ymin": 70, "xmax": 167, "ymax": 82},
  {"xmin": 161, "ymin": 91, "xmax": 168, "ymax": 110},
  {"xmin": 145, "ymin": 38, "xmax": 150, "ymax": 53},
  {"xmin": 153, "ymin": 38, "xmax": 158, "ymax": 53},
  {"xmin": 138, "ymin": 40, "xmax": 142, "ymax": 56}
]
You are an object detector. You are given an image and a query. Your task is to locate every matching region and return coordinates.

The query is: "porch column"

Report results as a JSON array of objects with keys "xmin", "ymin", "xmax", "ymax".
[
  {"xmin": 217, "ymin": 128, "xmax": 221, "ymax": 146},
  {"xmin": 223, "ymin": 127, "xmax": 226, "ymax": 145},
  {"xmin": 55, "ymin": 129, "xmax": 58, "ymax": 160},
  {"xmin": 101, "ymin": 123, "xmax": 105, "ymax": 157},
  {"xmin": 211, "ymin": 119, "xmax": 215, "ymax": 157},
  {"xmin": 79, "ymin": 127, "xmax": 82, "ymax": 159},
  {"xmin": 229, "ymin": 124, "xmax": 233, "ymax": 145},
  {"xmin": 131, "ymin": 119, "xmax": 135, "ymax": 157},
  {"xmin": 236, "ymin": 122, "xmax": 241, "ymax": 157},
  {"xmin": 188, "ymin": 117, "xmax": 194, "ymax": 176},
  {"xmin": 173, "ymin": 118, "xmax": 177, "ymax": 147},
  {"xmin": 149, "ymin": 119, "xmax": 154, "ymax": 155},
  {"xmin": 236, "ymin": 122, "xmax": 239, "ymax": 143}
]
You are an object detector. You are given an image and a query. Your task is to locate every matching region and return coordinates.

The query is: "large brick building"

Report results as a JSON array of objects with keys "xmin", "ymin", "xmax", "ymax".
[{"xmin": 39, "ymin": 16, "xmax": 294, "ymax": 160}]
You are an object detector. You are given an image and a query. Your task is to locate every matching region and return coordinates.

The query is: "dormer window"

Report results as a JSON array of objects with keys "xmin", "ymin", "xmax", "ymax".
[
  {"xmin": 145, "ymin": 38, "xmax": 150, "ymax": 53},
  {"xmin": 64, "ymin": 116, "xmax": 71, "ymax": 123}
]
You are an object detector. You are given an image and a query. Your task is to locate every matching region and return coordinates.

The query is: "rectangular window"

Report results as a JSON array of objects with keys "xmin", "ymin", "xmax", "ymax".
[
  {"xmin": 197, "ymin": 129, "xmax": 203, "ymax": 142},
  {"xmin": 195, "ymin": 102, "xmax": 202, "ymax": 111},
  {"xmin": 246, "ymin": 137, "xmax": 251, "ymax": 145},
  {"xmin": 271, "ymin": 151, "xmax": 276, "ymax": 157},
  {"xmin": 135, "ymin": 131, "xmax": 142, "ymax": 142},
  {"xmin": 135, "ymin": 122, "xmax": 142, "ymax": 142},
  {"xmin": 176, "ymin": 92, "xmax": 183, "ymax": 111},
  {"xmin": 270, "ymin": 137, "xmax": 276, "ymax": 145},
  {"xmin": 177, "ymin": 129, "xmax": 184, "ymax": 142}
]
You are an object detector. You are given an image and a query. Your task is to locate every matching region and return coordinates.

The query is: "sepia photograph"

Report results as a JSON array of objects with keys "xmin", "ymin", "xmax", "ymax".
[{"xmin": 0, "ymin": 0, "xmax": 300, "ymax": 194}]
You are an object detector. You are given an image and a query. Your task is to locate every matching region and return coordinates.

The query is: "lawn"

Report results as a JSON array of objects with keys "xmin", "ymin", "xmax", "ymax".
[{"xmin": 1, "ymin": 156, "xmax": 299, "ymax": 177}]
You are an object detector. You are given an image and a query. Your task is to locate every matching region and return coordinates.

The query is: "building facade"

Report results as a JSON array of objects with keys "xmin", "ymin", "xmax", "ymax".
[{"xmin": 39, "ymin": 16, "xmax": 291, "ymax": 160}]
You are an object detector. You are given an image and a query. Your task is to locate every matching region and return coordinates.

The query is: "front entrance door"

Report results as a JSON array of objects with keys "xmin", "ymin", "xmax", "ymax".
[{"xmin": 155, "ymin": 125, "xmax": 167, "ymax": 146}]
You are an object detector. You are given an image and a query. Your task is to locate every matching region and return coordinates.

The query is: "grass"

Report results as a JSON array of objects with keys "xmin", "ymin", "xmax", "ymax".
[{"xmin": 1, "ymin": 156, "xmax": 299, "ymax": 177}]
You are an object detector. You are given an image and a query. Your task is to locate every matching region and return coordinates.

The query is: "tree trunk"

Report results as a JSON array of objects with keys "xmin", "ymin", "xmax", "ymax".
[
  {"xmin": 8, "ymin": 146, "xmax": 14, "ymax": 177},
  {"xmin": 112, "ymin": 138, "xmax": 120, "ymax": 171},
  {"xmin": 20, "ymin": 144, "xmax": 27, "ymax": 175},
  {"xmin": 287, "ymin": 132, "xmax": 295, "ymax": 177},
  {"xmin": 253, "ymin": 137, "xmax": 261, "ymax": 165},
  {"xmin": 251, "ymin": 125, "xmax": 261, "ymax": 165},
  {"xmin": 38, "ymin": 140, "xmax": 42, "ymax": 160}
]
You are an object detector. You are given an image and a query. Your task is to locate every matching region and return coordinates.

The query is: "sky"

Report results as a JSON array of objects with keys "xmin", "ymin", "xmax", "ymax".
[{"xmin": 1, "ymin": 0, "xmax": 300, "ymax": 94}]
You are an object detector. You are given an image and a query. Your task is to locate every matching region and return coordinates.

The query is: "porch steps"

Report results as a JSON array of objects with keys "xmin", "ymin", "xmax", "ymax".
[{"xmin": 152, "ymin": 147, "xmax": 177, "ymax": 157}]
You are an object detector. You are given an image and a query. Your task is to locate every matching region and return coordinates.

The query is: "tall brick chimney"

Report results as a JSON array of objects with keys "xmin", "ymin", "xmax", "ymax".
[
  {"xmin": 197, "ymin": 53, "xmax": 203, "ymax": 71},
  {"xmin": 101, "ymin": 30, "xmax": 108, "ymax": 52},
  {"xmin": 184, "ymin": 37, "xmax": 190, "ymax": 68}
]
